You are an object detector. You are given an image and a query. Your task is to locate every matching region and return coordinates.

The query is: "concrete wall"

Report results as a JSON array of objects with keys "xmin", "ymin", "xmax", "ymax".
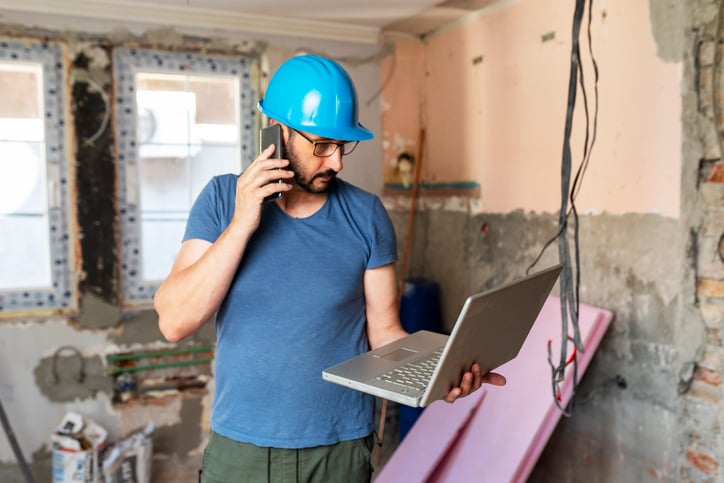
[
  {"xmin": 383, "ymin": 0, "xmax": 723, "ymax": 481},
  {"xmin": 0, "ymin": 18, "xmax": 384, "ymax": 483}
]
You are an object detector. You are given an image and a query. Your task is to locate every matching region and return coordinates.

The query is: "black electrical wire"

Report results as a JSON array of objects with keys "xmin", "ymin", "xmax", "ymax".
[
  {"xmin": 527, "ymin": 0, "xmax": 599, "ymax": 416},
  {"xmin": 0, "ymin": 400, "xmax": 35, "ymax": 483}
]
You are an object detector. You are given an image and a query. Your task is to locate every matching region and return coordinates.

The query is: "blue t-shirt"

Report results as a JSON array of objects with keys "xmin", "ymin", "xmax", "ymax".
[{"xmin": 183, "ymin": 175, "xmax": 398, "ymax": 448}]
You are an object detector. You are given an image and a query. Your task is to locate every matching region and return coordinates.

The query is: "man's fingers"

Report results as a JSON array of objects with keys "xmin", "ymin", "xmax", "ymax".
[
  {"xmin": 252, "ymin": 157, "xmax": 290, "ymax": 174},
  {"xmin": 444, "ymin": 388, "xmax": 462, "ymax": 403},
  {"xmin": 482, "ymin": 372, "xmax": 507, "ymax": 387},
  {"xmin": 458, "ymin": 372, "xmax": 473, "ymax": 396},
  {"xmin": 442, "ymin": 368, "xmax": 507, "ymax": 404},
  {"xmin": 260, "ymin": 181, "xmax": 293, "ymax": 199},
  {"xmin": 471, "ymin": 363, "xmax": 483, "ymax": 391},
  {"xmin": 238, "ymin": 156, "xmax": 293, "ymax": 199}
]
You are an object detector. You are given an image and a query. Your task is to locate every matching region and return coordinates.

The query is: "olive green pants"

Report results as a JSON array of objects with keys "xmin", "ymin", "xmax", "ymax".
[{"xmin": 200, "ymin": 430, "xmax": 374, "ymax": 483}]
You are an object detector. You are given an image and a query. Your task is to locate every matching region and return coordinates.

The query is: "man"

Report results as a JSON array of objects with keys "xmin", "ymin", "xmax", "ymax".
[{"xmin": 154, "ymin": 54, "xmax": 505, "ymax": 483}]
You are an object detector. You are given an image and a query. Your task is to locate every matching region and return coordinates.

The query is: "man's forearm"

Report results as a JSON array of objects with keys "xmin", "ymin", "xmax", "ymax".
[{"xmin": 154, "ymin": 225, "xmax": 251, "ymax": 341}]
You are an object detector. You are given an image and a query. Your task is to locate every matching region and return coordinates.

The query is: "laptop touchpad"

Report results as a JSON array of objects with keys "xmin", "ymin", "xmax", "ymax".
[{"xmin": 377, "ymin": 347, "xmax": 418, "ymax": 361}]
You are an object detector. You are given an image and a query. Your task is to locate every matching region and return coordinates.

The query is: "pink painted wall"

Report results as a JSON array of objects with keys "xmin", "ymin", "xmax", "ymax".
[
  {"xmin": 381, "ymin": 0, "xmax": 682, "ymax": 217},
  {"xmin": 381, "ymin": 39, "xmax": 425, "ymax": 186}
]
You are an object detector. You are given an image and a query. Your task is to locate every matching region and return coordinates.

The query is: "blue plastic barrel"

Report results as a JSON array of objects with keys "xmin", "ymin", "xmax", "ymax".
[
  {"xmin": 398, "ymin": 277, "xmax": 442, "ymax": 440},
  {"xmin": 400, "ymin": 277, "xmax": 442, "ymax": 334}
]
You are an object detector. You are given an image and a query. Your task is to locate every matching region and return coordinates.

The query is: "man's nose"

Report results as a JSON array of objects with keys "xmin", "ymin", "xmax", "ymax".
[{"xmin": 325, "ymin": 151, "xmax": 343, "ymax": 172}]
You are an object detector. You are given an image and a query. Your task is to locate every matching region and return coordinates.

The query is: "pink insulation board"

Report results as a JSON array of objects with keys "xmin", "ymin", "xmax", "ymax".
[{"xmin": 375, "ymin": 296, "xmax": 614, "ymax": 483}]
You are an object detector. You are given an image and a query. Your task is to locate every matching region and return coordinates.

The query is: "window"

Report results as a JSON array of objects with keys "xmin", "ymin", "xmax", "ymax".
[
  {"xmin": 114, "ymin": 49, "xmax": 258, "ymax": 305},
  {"xmin": 0, "ymin": 39, "xmax": 75, "ymax": 314}
]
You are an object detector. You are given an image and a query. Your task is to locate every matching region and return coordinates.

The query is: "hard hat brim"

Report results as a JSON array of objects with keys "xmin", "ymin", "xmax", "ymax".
[{"xmin": 258, "ymin": 100, "xmax": 374, "ymax": 142}]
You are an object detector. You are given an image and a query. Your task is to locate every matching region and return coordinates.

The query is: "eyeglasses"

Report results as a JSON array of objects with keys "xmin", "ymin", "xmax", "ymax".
[{"xmin": 290, "ymin": 128, "xmax": 359, "ymax": 157}]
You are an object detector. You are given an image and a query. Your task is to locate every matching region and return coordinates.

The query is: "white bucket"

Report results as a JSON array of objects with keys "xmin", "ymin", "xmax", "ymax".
[{"xmin": 52, "ymin": 446, "xmax": 100, "ymax": 483}]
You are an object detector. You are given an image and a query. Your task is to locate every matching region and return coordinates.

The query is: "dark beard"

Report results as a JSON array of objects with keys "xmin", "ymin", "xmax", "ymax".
[{"xmin": 285, "ymin": 138, "xmax": 337, "ymax": 194}]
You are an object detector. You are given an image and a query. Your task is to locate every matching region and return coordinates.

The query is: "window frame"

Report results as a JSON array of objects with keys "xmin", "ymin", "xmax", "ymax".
[
  {"xmin": 0, "ymin": 38, "xmax": 76, "ymax": 316},
  {"xmin": 113, "ymin": 48, "xmax": 258, "ymax": 306}
]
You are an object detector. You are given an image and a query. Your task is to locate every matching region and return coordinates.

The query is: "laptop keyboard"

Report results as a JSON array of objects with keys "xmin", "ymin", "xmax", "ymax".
[{"xmin": 376, "ymin": 348, "xmax": 444, "ymax": 391}]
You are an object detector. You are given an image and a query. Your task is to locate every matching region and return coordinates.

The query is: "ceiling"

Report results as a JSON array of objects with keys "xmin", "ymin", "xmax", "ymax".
[
  {"xmin": 166, "ymin": 0, "xmax": 505, "ymax": 35},
  {"xmin": 0, "ymin": 0, "xmax": 508, "ymax": 43}
]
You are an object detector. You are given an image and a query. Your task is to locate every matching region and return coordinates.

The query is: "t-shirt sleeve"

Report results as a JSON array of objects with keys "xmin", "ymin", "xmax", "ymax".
[
  {"xmin": 183, "ymin": 176, "xmax": 227, "ymax": 244},
  {"xmin": 367, "ymin": 196, "xmax": 398, "ymax": 269}
]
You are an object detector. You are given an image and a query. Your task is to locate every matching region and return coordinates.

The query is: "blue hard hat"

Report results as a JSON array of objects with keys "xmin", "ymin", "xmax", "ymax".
[{"xmin": 258, "ymin": 54, "xmax": 373, "ymax": 142}]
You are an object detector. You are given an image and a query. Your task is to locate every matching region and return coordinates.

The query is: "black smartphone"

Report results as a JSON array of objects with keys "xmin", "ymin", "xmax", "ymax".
[{"xmin": 260, "ymin": 124, "xmax": 283, "ymax": 202}]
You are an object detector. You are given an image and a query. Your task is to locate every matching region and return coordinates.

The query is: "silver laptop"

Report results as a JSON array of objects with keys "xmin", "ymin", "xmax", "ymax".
[{"xmin": 322, "ymin": 265, "xmax": 562, "ymax": 407}]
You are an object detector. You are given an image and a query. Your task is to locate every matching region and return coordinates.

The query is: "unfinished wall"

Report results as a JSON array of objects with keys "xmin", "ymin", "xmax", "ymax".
[
  {"xmin": 1, "ymin": 0, "xmax": 722, "ymax": 481},
  {"xmin": 384, "ymin": 0, "xmax": 723, "ymax": 481},
  {"xmin": 0, "ymin": 20, "xmax": 385, "ymax": 483}
]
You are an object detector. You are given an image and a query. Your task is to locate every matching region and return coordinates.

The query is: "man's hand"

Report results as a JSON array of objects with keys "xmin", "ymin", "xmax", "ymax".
[
  {"xmin": 443, "ymin": 363, "xmax": 506, "ymax": 403},
  {"xmin": 231, "ymin": 144, "xmax": 294, "ymax": 233}
]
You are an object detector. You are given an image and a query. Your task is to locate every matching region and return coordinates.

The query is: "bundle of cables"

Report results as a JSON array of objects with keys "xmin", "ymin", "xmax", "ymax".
[{"xmin": 526, "ymin": 0, "xmax": 600, "ymax": 416}]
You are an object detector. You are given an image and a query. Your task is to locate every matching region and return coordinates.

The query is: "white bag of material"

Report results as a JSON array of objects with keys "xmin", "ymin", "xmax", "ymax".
[
  {"xmin": 101, "ymin": 422, "xmax": 155, "ymax": 483},
  {"xmin": 51, "ymin": 412, "xmax": 108, "ymax": 483}
]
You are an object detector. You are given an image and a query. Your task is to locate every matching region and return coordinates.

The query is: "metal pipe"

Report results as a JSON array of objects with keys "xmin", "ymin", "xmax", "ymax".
[
  {"xmin": 107, "ymin": 358, "xmax": 214, "ymax": 375},
  {"xmin": 105, "ymin": 346, "xmax": 214, "ymax": 362},
  {"xmin": 0, "ymin": 399, "xmax": 35, "ymax": 483}
]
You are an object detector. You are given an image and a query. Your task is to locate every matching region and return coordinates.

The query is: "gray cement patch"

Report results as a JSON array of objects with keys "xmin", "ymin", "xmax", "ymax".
[{"xmin": 33, "ymin": 354, "xmax": 112, "ymax": 402}]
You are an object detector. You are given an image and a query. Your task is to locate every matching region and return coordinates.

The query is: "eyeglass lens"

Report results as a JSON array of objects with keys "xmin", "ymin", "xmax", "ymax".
[{"xmin": 314, "ymin": 141, "xmax": 358, "ymax": 157}]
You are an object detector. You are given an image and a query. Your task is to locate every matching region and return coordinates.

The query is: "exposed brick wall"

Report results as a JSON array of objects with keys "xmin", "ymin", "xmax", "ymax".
[{"xmin": 686, "ymin": 2, "xmax": 724, "ymax": 479}]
